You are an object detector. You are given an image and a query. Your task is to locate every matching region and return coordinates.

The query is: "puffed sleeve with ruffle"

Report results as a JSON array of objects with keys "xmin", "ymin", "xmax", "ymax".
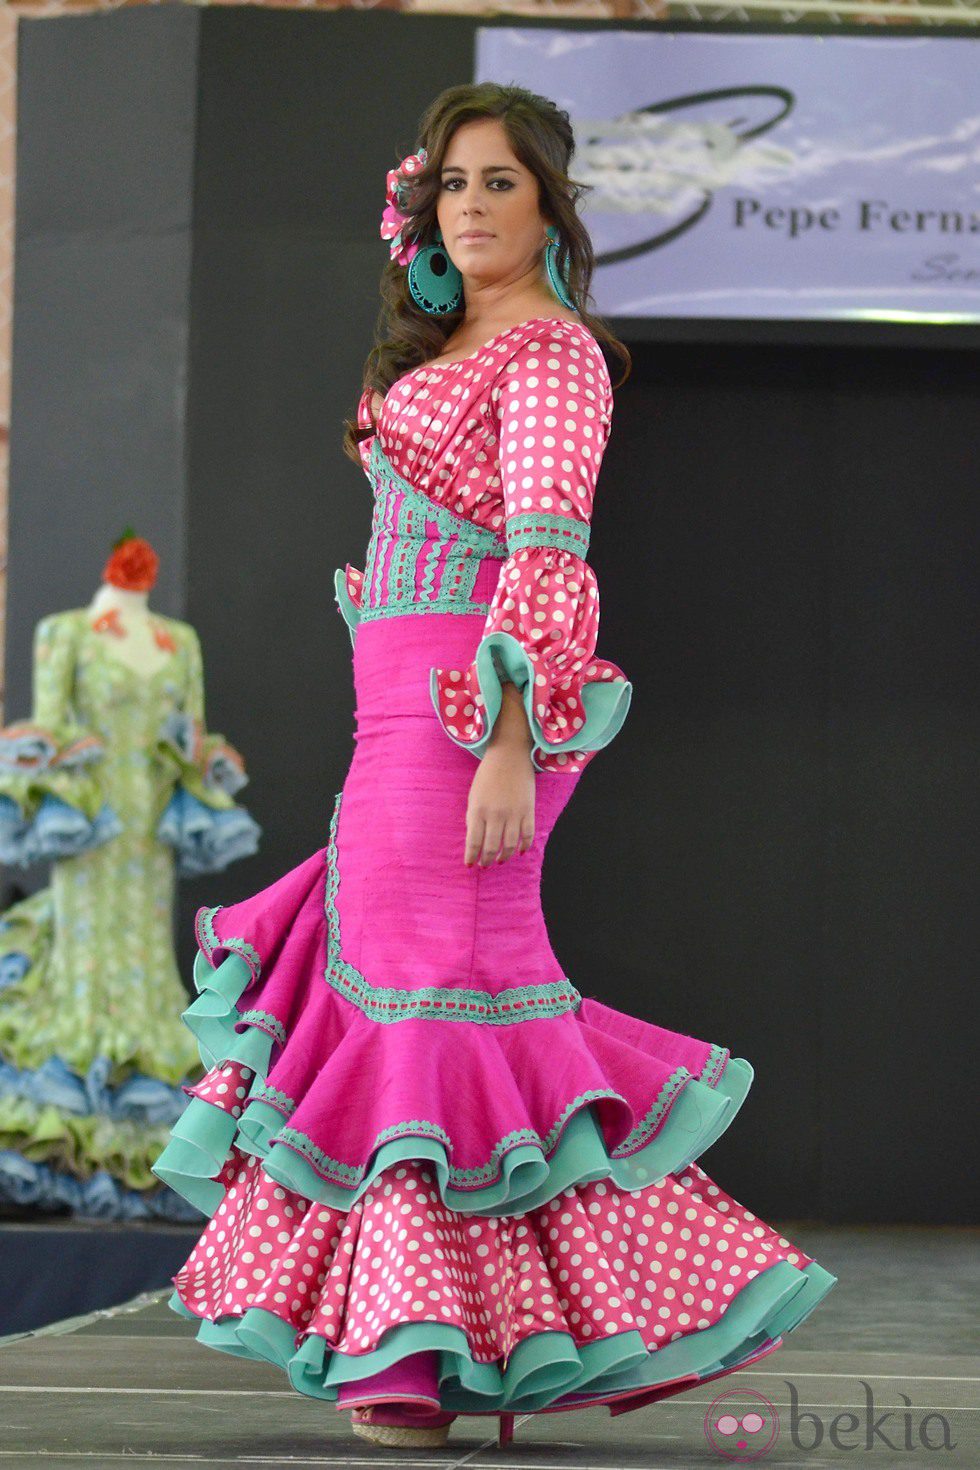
[
  {"xmin": 153, "ymin": 624, "xmax": 261, "ymax": 877},
  {"xmin": 429, "ymin": 328, "xmax": 633, "ymax": 774},
  {"xmin": 0, "ymin": 613, "xmax": 122, "ymax": 868}
]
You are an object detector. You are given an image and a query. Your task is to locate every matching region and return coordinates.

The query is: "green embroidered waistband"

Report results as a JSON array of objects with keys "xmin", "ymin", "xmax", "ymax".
[
  {"xmin": 354, "ymin": 439, "xmax": 508, "ymax": 627},
  {"xmin": 335, "ymin": 442, "xmax": 597, "ymax": 645}
]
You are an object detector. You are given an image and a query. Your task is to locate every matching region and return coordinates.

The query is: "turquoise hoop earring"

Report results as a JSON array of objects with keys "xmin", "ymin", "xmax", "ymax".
[
  {"xmin": 407, "ymin": 227, "xmax": 463, "ymax": 315},
  {"xmin": 544, "ymin": 224, "xmax": 575, "ymax": 309}
]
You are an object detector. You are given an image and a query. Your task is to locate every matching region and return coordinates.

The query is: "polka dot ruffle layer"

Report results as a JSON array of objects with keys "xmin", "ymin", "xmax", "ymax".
[{"xmin": 172, "ymin": 1138, "xmax": 832, "ymax": 1411}]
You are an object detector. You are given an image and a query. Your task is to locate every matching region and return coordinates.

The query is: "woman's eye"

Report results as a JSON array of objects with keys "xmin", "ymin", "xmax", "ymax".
[{"xmin": 443, "ymin": 179, "xmax": 512, "ymax": 191}]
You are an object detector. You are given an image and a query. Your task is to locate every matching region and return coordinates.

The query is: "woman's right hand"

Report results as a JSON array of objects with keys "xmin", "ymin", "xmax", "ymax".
[
  {"xmin": 465, "ymin": 745, "xmax": 535, "ymax": 866},
  {"xmin": 464, "ymin": 683, "xmax": 536, "ymax": 867}
]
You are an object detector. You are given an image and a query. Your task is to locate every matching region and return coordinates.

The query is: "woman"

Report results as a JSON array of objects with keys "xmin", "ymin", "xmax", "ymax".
[{"xmin": 151, "ymin": 83, "xmax": 837, "ymax": 1451}]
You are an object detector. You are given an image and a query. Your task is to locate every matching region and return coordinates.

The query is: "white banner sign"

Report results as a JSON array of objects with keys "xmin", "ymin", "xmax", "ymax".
[{"xmin": 476, "ymin": 32, "xmax": 980, "ymax": 323}]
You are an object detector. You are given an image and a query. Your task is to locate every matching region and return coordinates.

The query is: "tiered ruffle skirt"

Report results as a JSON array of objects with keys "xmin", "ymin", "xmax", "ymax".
[{"xmin": 152, "ymin": 608, "xmax": 836, "ymax": 1420}]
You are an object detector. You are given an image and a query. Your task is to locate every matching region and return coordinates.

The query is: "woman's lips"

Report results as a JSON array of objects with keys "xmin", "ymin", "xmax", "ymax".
[{"xmin": 459, "ymin": 232, "xmax": 493, "ymax": 242}]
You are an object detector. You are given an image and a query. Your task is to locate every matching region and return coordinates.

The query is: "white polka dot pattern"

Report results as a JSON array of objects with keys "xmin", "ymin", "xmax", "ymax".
[
  {"xmin": 184, "ymin": 1058, "xmax": 254, "ymax": 1119},
  {"xmin": 352, "ymin": 319, "xmax": 630, "ymax": 775},
  {"xmin": 173, "ymin": 1152, "xmax": 816, "ymax": 1366}
]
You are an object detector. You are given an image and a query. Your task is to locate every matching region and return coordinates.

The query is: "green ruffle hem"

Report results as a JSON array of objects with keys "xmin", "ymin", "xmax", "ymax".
[
  {"xmin": 153, "ymin": 946, "xmax": 756, "ymax": 1217},
  {"xmin": 153, "ymin": 936, "xmax": 837, "ymax": 1413},
  {"xmin": 167, "ymin": 1253, "xmax": 835, "ymax": 1413}
]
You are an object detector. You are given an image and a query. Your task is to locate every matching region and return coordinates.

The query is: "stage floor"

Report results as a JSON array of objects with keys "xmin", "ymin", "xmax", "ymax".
[{"xmin": 0, "ymin": 1224, "xmax": 976, "ymax": 1469}]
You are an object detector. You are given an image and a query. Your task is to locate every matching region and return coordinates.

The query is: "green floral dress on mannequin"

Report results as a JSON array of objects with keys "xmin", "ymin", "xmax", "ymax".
[{"xmin": 0, "ymin": 534, "xmax": 260, "ymax": 1218}]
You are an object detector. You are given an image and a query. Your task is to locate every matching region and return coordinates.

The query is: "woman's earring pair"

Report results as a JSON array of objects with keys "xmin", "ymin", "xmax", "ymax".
[{"xmin": 407, "ymin": 223, "xmax": 574, "ymax": 315}]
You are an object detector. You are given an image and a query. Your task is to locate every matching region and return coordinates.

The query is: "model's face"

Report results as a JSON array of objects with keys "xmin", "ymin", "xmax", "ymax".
[{"xmin": 435, "ymin": 117, "xmax": 549, "ymax": 284}]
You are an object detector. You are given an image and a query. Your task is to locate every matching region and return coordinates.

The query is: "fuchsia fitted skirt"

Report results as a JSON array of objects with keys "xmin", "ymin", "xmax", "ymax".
[{"xmin": 152, "ymin": 581, "xmax": 836, "ymax": 1421}]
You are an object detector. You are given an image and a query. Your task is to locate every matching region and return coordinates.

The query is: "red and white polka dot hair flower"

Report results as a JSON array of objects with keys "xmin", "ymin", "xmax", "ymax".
[{"xmin": 380, "ymin": 147, "xmax": 427, "ymax": 267}]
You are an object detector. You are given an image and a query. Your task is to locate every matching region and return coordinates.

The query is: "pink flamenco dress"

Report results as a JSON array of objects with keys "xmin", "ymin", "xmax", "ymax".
[{"xmin": 151, "ymin": 316, "xmax": 836, "ymax": 1439}]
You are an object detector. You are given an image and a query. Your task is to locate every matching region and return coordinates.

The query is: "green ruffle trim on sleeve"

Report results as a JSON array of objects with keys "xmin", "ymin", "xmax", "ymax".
[
  {"xmin": 429, "ymin": 631, "xmax": 632, "ymax": 774},
  {"xmin": 166, "ymin": 1255, "xmax": 837, "ymax": 1412},
  {"xmin": 151, "ymin": 946, "xmax": 755, "ymax": 1220}
]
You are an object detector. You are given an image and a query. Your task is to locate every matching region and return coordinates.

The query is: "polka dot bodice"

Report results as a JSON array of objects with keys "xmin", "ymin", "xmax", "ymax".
[{"xmin": 347, "ymin": 316, "xmax": 632, "ymax": 774}]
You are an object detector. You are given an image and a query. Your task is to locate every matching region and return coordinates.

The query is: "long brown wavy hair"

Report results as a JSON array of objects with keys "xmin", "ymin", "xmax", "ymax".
[{"xmin": 341, "ymin": 82, "xmax": 632, "ymax": 468}]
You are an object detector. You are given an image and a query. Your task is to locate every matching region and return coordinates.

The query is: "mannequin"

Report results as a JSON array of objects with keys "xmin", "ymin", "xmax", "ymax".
[
  {"xmin": 0, "ymin": 528, "xmax": 261, "ymax": 1219},
  {"xmin": 86, "ymin": 535, "xmax": 176, "ymax": 682},
  {"xmin": 86, "ymin": 583, "xmax": 173, "ymax": 678}
]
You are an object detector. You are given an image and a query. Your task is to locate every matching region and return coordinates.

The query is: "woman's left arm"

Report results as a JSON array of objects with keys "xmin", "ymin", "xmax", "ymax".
[{"xmin": 429, "ymin": 325, "xmax": 633, "ymax": 863}]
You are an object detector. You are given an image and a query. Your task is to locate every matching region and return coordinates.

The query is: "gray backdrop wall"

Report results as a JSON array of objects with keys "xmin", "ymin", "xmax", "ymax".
[{"xmin": 5, "ymin": 7, "xmax": 976, "ymax": 1225}]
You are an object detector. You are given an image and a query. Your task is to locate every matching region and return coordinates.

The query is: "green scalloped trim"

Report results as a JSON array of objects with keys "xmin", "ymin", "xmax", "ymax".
[
  {"xmin": 267, "ymin": 1081, "xmax": 689, "ymax": 1196},
  {"xmin": 153, "ymin": 804, "xmax": 755, "ymax": 1215},
  {"xmin": 505, "ymin": 511, "xmax": 591, "ymax": 557},
  {"xmin": 239, "ymin": 1009, "xmax": 287, "ymax": 1048},
  {"xmin": 360, "ymin": 438, "xmax": 507, "ymax": 626},
  {"xmin": 699, "ymin": 1042, "xmax": 728, "ymax": 1087},
  {"xmin": 274, "ymin": 1064, "xmax": 714, "ymax": 1199},
  {"xmin": 165, "ymin": 1258, "xmax": 838, "ymax": 1412},
  {"xmin": 321, "ymin": 790, "xmax": 583, "ymax": 1026},
  {"xmin": 370, "ymin": 437, "xmax": 506, "ymax": 555},
  {"xmin": 420, "ymin": 536, "xmax": 441, "ymax": 600},
  {"xmin": 610, "ymin": 1069, "xmax": 691, "ymax": 1155},
  {"xmin": 250, "ymin": 1080, "xmax": 295, "ymax": 1113},
  {"xmin": 359, "ymin": 599, "xmax": 495, "ymax": 623},
  {"xmin": 152, "ymin": 939, "xmax": 753, "ymax": 1215},
  {"xmin": 195, "ymin": 905, "xmax": 261, "ymax": 984},
  {"xmin": 430, "ymin": 630, "xmax": 632, "ymax": 775},
  {"xmin": 359, "ymin": 600, "xmax": 496, "ymax": 623}
]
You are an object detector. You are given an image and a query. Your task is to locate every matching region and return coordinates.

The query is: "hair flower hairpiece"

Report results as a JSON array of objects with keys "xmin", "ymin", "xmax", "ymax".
[{"xmin": 380, "ymin": 147, "xmax": 427, "ymax": 267}]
